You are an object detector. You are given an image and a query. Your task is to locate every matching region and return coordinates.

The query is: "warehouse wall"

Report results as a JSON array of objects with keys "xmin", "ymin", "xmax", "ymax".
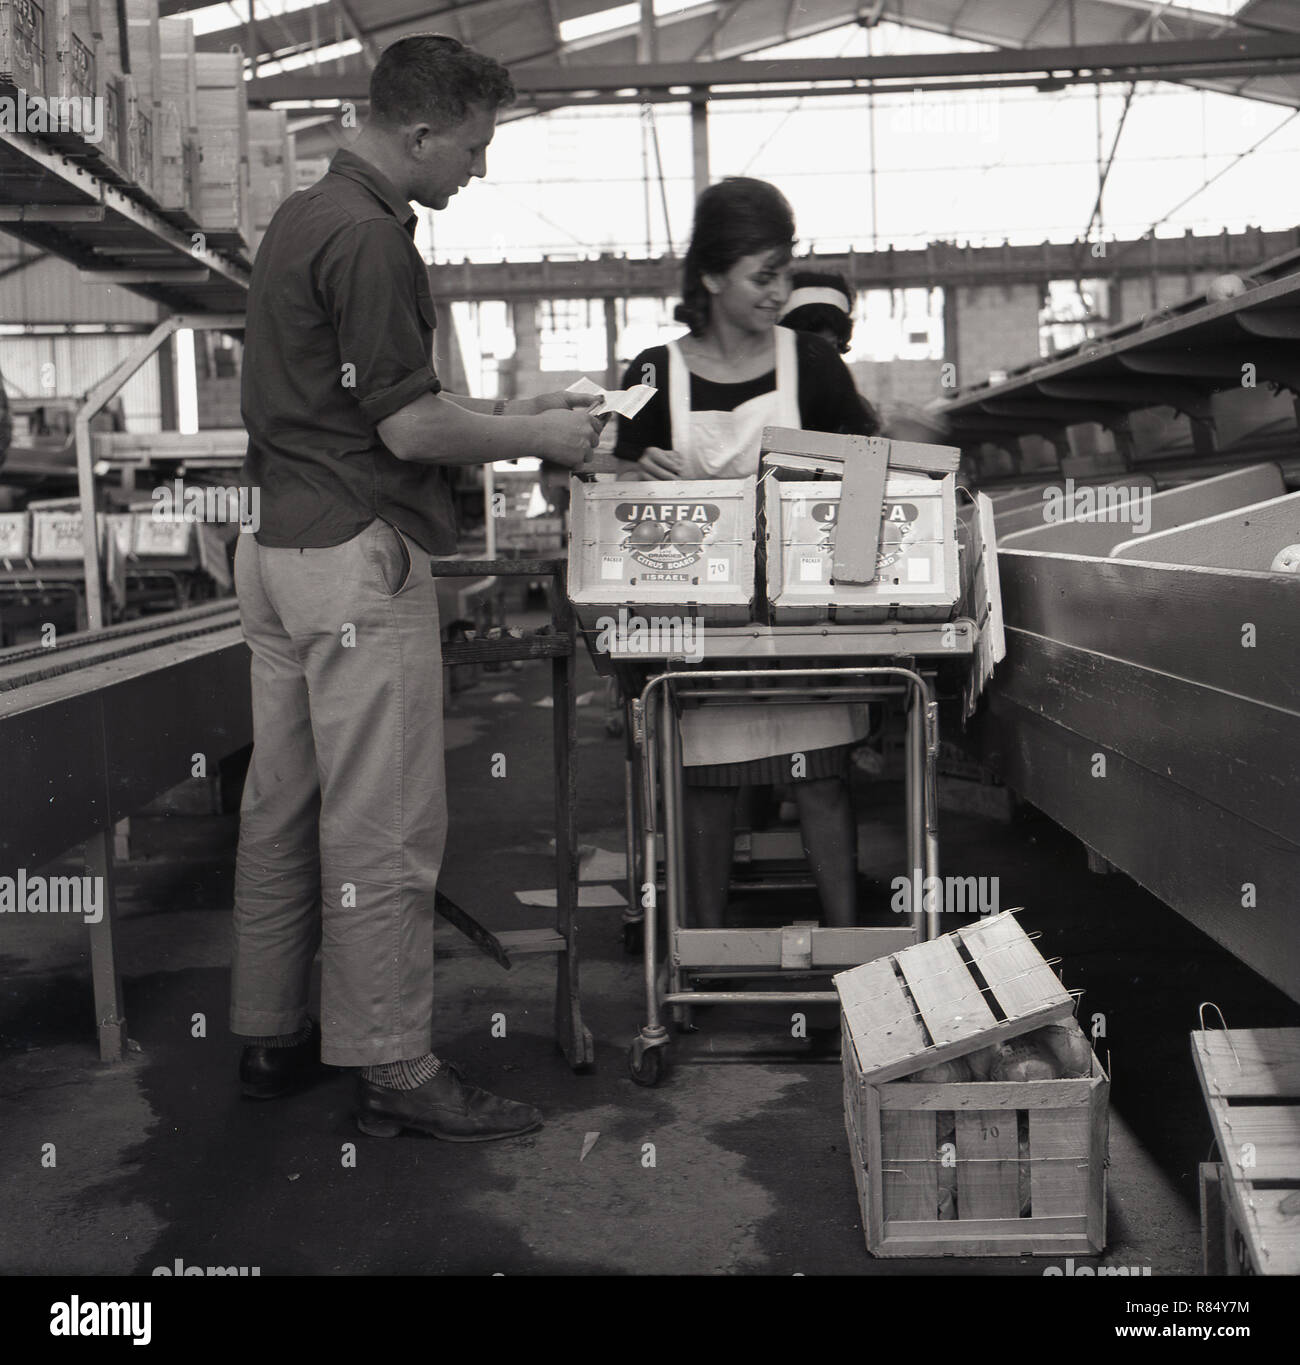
[
  {"xmin": 0, "ymin": 336, "xmax": 162, "ymax": 431},
  {"xmin": 851, "ymin": 358, "xmax": 948, "ymax": 410},
  {"xmin": 948, "ymin": 282, "xmax": 1043, "ymax": 386},
  {"xmin": 0, "ymin": 251, "xmax": 160, "ymax": 326}
]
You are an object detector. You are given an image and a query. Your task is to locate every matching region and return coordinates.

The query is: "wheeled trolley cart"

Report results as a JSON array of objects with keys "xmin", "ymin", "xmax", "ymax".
[
  {"xmin": 620, "ymin": 636, "xmax": 965, "ymax": 1087},
  {"xmin": 568, "ymin": 429, "xmax": 1005, "ymax": 1085}
]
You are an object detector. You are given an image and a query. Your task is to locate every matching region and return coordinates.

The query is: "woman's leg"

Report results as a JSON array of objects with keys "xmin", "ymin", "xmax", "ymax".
[
  {"xmin": 793, "ymin": 775, "xmax": 857, "ymax": 927},
  {"xmin": 683, "ymin": 784, "xmax": 740, "ymax": 928}
]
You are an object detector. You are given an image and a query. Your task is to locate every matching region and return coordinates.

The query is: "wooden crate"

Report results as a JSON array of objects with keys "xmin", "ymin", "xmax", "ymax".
[
  {"xmin": 836, "ymin": 912, "xmax": 1109, "ymax": 1257},
  {"xmin": 567, "ymin": 474, "xmax": 756, "ymax": 629},
  {"xmin": 193, "ymin": 49, "xmax": 249, "ymax": 244},
  {"xmin": 0, "ymin": 510, "xmax": 31, "ymax": 559},
  {"xmin": 1, "ymin": 0, "xmax": 49, "ymax": 93},
  {"xmin": 764, "ymin": 471, "xmax": 959, "ymax": 625},
  {"xmin": 1191, "ymin": 1028, "xmax": 1300, "ymax": 1276},
  {"xmin": 246, "ymin": 107, "xmax": 294, "ymax": 251},
  {"xmin": 122, "ymin": 0, "xmax": 160, "ymax": 192},
  {"xmin": 49, "ymin": 0, "xmax": 93, "ymax": 104},
  {"xmin": 155, "ymin": 17, "xmax": 196, "ymax": 215},
  {"xmin": 48, "ymin": 0, "xmax": 127, "ymax": 174}
]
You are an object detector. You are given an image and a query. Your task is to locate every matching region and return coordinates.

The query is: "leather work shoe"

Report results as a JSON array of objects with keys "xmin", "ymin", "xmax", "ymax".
[
  {"xmin": 355, "ymin": 1063, "xmax": 543, "ymax": 1141},
  {"xmin": 240, "ymin": 1018, "xmax": 324, "ymax": 1100}
]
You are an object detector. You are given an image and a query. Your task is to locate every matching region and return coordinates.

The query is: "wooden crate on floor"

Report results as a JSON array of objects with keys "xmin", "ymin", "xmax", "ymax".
[
  {"xmin": 1, "ymin": 0, "xmax": 50, "ymax": 93},
  {"xmin": 837, "ymin": 912, "xmax": 1109, "ymax": 1257},
  {"xmin": 1192, "ymin": 1028, "xmax": 1300, "ymax": 1276},
  {"xmin": 193, "ymin": 48, "xmax": 248, "ymax": 246},
  {"xmin": 246, "ymin": 107, "xmax": 294, "ymax": 254},
  {"xmin": 155, "ymin": 16, "xmax": 196, "ymax": 217}
]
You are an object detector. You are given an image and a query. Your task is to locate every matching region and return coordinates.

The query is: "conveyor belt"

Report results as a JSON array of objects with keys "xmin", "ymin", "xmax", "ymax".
[{"xmin": 0, "ymin": 602, "xmax": 240, "ymax": 693}]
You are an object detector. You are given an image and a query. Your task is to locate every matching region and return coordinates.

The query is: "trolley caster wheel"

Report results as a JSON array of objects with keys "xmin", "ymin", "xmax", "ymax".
[
  {"xmin": 605, "ymin": 715, "xmax": 624, "ymax": 737},
  {"xmin": 627, "ymin": 1043, "xmax": 668, "ymax": 1087},
  {"xmin": 622, "ymin": 920, "xmax": 644, "ymax": 955}
]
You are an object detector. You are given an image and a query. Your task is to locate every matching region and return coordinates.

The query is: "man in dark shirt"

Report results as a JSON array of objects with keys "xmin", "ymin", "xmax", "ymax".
[{"xmin": 232, "ymin": 34, "xmax": 600, "ymax": 1142}]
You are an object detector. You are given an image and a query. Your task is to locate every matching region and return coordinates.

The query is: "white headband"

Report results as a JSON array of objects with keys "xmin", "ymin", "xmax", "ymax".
[{"xmin": 779, "ymin": 286, "xmax": 852, "ymax": 321}]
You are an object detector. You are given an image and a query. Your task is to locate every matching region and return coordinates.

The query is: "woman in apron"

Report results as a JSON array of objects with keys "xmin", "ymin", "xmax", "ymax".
[{"xmin": 613, "ymin": 178, "xmax": 878, "ymax": 930}]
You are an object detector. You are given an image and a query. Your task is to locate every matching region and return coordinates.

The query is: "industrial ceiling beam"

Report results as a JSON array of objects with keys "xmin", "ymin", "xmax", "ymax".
[
  {"xmin": 418, "ymin": 229, "xmax": 1300, "ymax": 301},
  {"xmin": 244, "ymin": 34, "xmax": 1300, "ymax": 104}
]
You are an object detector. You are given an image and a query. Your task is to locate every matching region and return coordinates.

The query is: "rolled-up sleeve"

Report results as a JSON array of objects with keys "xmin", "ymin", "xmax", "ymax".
[{"xmin": 317, "ymin": 220, "xmax": 442, "ymax": 426}]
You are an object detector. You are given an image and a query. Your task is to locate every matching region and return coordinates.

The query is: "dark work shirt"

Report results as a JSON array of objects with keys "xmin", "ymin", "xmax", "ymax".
[
  {"xmin": 613, "ymin": 331, "xmax": 877, "ymax": 461},
  {"xmin": 240, "ymin": 147, "xmax": 455, "ymax": 553}
]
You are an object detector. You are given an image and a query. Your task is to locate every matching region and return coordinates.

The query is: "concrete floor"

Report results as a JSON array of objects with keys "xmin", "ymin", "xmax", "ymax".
[{"xmin": 2, "ymin": 639, "xmax": 1297, "ymax": 1279}]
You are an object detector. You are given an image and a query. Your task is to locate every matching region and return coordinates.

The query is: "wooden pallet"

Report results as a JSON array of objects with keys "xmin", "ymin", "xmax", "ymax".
[{"xmin": 1191, "ymin": 1028, "xmax": 1300, "ymax": 1276}]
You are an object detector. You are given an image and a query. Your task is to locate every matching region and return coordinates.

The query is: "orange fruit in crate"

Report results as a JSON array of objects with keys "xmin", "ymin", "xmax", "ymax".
[
  {"xmin": 667, "ymin": 521, "xmax": 704, "ymax": 544},
  {"xmin": 629, "ymin": 521, "xmax": 668, "ymax": 545}
]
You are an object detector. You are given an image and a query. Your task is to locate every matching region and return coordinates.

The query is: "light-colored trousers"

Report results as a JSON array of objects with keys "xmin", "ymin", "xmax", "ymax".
[{"xmin": 229, "ymin": 518, "xmax": 446, "ymax": 1067}]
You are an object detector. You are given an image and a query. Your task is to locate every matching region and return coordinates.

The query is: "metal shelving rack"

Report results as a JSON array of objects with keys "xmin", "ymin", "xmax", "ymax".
[{"xmin": 0, "ymin": 124, "xmax": 250, "ymax": 629}]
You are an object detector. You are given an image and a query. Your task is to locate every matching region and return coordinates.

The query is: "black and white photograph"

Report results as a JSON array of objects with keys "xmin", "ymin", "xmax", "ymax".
[{"xmin": 0, "ymin": 0, "xmax": 1296, "ymax": 1338}]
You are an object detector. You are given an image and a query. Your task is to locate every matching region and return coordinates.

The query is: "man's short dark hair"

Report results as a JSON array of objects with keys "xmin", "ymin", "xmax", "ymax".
[{"xmin": 369, "ymin": 34, "xmax": 516, "ymax": 131}]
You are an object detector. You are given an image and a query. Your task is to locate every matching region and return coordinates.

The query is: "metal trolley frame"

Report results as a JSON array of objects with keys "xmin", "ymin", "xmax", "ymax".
[{"xmin": 604, "ymin": 620, "xmax": 976, "ymax": 1087}]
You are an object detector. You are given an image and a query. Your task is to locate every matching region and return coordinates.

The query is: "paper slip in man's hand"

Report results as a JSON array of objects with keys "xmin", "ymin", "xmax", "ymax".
[{"xmin": 566, "ymin": 376, "xmax": 657, "ymax": 420}]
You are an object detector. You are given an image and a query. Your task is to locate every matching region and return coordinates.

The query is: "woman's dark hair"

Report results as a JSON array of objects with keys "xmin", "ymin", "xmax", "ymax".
[
  {"xmin": 780, "ymin": 270, "xmax": 854, "ymax": 353},
  {"xmin": 674, "ymin": 178, "xmax": 796, "ymax": 336},
  {"xmin": 369, "ymin": 34, "xmax": 516, "ymax": 132}
]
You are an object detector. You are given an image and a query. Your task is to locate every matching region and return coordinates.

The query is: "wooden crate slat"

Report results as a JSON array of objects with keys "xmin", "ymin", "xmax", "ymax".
[
  {"xmin": 1028, "ymin": 1107, "xmax": 1092, "ymax": 1217},
  {"xmin": 1242, "ymin": 1189, "xmax": 1300, "ymax": 1276},
  {"xmin": 878, "ymin": 1078, "xmax": 1092, "ymax": 1109},
  {"xmin": 895, "ymin": 932, "xmax": 999, "ymax": 1052},
  {"xmin": 881, "ymin": 1215, "xmax": 1087, "ymax": 1238},
  {"xmin": 955, "ymin": 1110, "xmax": 1020, "ymax": 1219},
  {"xmin": 835, "ymin": 955, "xmax": 928, "ymax": 1080},
  {"xmin": 1088, "ymin": 1076, "xmax": 1110, "ymax": 1249},
  {"xmin": 1192, "ymin": 1028, "xmax": 1300, "ymax": 1100},
  {"xmin": 958, "ymin": 912, "xmax": 1074, "ymax": 1027},
  {"xmin": 881, "ymin": 1111, "xmax": 939, "ymax": 1223},
  {"xmin": 1214, "ymin": 1107, "xmax": 1300, "ymax": 1181}
]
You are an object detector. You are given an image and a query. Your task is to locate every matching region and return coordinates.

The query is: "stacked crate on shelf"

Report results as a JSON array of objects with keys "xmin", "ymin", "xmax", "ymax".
[
  {"xmin": 836, "ymin": 912, "xmax": 1109, "ymax": 1258},
  {"xmin": 193, "ymin": 49, "xmax": 250, "ymax": 249},
  {"xmin": 156, "ymin": 16, "xmax": 198, "ymax": 221},
  {"xmin": 122, "ymin": 0, "xmax": 159, "ymax": 195},
  {"xmin": 45, "ymin": 0, "xmax": 94, "ymax": 151},
  {"xmin": 246, "ymin": 108, "xmax": 294, "ymax": 254},
  {"xmin": 61, "ymin": 0, "xmax": 128, "ymax": 179},
  {"xmin": 1, "ymin": 0, "xmax": 50, "ymax": 96}
]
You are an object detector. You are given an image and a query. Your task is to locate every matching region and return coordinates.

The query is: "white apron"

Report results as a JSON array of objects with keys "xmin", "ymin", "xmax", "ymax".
[{"xmin": 667, "ymin": 331, "xmax": 869, "ymax": 766}]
